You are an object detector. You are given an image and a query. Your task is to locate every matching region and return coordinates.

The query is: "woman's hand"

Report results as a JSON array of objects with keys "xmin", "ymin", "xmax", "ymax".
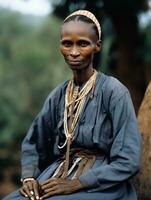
[
  {"xmin": 40, "ymin": 178, "xmax": 84, "ymax": 199},
  {"xmin": 20, "ymin": 179, "xmax": 41, "ymax": 200}
]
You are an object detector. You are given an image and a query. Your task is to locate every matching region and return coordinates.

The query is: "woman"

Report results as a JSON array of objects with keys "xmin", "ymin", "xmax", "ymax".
[{"xmin": 4, "ymin": 10, "xmax": 141, "ymax": 200}]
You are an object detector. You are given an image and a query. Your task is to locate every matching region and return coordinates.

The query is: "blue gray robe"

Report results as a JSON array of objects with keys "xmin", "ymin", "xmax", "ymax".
[{"xmin": 4, "ymin": 72, "xmax": 141, "ymax": 200}]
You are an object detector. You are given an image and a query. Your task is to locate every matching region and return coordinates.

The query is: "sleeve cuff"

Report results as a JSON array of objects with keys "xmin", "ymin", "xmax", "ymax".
[{"xmin": 22, "ymin": 165, "xmax": 40, "ymax": 179}]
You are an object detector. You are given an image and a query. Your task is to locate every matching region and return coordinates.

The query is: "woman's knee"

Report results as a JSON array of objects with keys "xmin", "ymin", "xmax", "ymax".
[{"xmin": 2, "ymin": 190, "xmax": 25, "ymax": 200}]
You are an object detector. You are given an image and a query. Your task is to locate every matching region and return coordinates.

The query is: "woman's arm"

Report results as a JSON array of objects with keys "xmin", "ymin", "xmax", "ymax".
[
  {"xmin": 21, "ymin": 97, "xmax": 52, "ymax": 179},
  {"xmin": 20, "ymin": 96, "xmax": 54, "ymax": 200},
  {"xmin": 78, "ymin": 91, "xmax": 141, "ymax": 190},
  {"xmin": 20, "ymin": 82, "xmax": 67, "ymax": 179},
  {"xmin": 20, "ymin": 83, "xmax": 66, "ymax": 199}
]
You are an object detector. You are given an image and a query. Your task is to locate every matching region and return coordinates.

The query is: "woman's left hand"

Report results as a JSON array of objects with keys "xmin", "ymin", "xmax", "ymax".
[{"xmin": 40, "ymin": 178, "xmax": 84, "ymax": 199}]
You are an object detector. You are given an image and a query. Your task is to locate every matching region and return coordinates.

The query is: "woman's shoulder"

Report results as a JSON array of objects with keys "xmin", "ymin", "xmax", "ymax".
[
  {"xmin": 98, "ymin": 72, "xmax": 129, "ymax": 97},
  {"xmin": 97, "ymin": 72, "xmax": 130, "ymax": 110}
]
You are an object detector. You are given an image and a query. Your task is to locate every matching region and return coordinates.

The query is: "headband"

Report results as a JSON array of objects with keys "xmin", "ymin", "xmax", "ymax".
[{"xmin": 64, "ymin": 10, "xmax": 101, "ymax": 40}]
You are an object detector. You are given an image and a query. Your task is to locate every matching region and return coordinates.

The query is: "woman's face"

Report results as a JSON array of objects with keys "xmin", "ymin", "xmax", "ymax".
[{"xmin": 60, "ymin": 20, "xmax": 100, "ymax": 70}]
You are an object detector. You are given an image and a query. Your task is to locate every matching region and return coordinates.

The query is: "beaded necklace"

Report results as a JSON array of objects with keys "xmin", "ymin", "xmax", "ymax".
[{"xmin": 59, "ymin": 69, "xmax": 97, "ymax": 178}]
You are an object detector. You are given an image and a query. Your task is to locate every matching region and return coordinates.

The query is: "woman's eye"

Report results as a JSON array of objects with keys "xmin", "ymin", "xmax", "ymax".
[
  {"xmin": 79, "ymin": 41, "xmax": 90, "ymax": 47},
  {"xmin": 62, "ymin": 41, "xmax": 72, "ymax": 47}
]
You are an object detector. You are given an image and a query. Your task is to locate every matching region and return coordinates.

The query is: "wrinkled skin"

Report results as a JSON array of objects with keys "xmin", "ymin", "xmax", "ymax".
[
  {"xmin": 19, "ymin": 178, "xmax": 84, "ymax": 200},
  {"xmin": 40, "ymin": 178, "xmax": 84, "ymax": 199},
  {"xmin": 19, "ymin": 20, "xmax": 100, "ymax": 200},
  {"xmin": 60, "ymin": 20, "xmax": 101, "ymax": 85},
  {"xmin": 20, "ymin": 179, "xmax": 41, "ymax": 200}
]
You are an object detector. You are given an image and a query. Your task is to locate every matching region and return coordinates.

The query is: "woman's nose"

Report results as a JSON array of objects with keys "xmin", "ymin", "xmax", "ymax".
[{"xmin": 70, "ymin": 46, "xmax": 80, "ymax": 57}]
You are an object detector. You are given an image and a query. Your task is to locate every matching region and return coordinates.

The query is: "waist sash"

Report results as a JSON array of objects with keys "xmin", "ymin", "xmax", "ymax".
[{"xmin": 52, "ymin": 148, "xmax": 104, "ymax": 179}]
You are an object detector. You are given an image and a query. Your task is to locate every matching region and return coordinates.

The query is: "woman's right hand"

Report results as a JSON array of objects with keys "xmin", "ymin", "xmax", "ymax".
[{"xmin": 20, "ymin": 179, "xmax": 40, "ymax": 200}]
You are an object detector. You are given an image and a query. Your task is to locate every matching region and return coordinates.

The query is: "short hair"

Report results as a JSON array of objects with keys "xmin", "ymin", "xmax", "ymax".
[{"xmin": 63, "ymin": 15, "xmax": 99, "ymax": 40}]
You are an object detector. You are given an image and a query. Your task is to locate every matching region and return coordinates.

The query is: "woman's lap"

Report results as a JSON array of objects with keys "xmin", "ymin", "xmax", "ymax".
[
  {"xmin": 3, "ymin": 190, "xmax": 27, "ymax": 200},
  {"xmin": 3, "ymin": 181, "xmax": 135, "ymax": 200},
  {"xmin": 3, "ymin": 190, "xmax": 113, "ymax": 200}
]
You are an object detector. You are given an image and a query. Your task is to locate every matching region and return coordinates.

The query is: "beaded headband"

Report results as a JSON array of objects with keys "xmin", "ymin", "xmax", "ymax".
[{"xmin": 64, "ymin": 10, "xmax": 101, "ymax": 40}]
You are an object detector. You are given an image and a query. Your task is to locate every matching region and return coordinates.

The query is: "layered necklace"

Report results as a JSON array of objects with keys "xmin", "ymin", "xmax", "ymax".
[{"xmin": 58, "ymin": 69, "xmax": 98, "ymax": 178}]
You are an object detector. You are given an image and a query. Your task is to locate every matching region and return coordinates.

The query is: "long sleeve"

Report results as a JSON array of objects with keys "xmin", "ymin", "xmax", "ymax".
[
  {"xmin": 21, "ymin": 82, "xmax": 66, "ymax": 179},
  {"xmin": 79, "ymin": 90, "xmax": 141, "ymax": 191},
  {"xmin": 21, "ymin": 97, "xmax": 52, "ymax": 179}
]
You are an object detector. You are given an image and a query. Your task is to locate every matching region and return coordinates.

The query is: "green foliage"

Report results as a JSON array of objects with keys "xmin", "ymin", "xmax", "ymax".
[
  {"xmin": 0, "ymin": 9, "xmax": 70, "ymax": 149},
  {"xmin": 52, "ymin": 0, "xmax": 145, "ymax": 19}
]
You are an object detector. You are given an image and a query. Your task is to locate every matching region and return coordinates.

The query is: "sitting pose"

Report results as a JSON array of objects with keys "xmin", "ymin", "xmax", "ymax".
[{"xmin": 4, "ymin": 10, "xmax": 141, "ymax": 200}]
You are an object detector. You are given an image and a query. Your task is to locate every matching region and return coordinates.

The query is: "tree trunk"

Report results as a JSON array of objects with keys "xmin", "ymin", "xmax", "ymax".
[
  {"xmin": 137, "ymin": 82, "xmax": 151, "ymax": 199},
  {"xmin": 111, "ymin": 13, "xmax": 146, "ymax": 113}
]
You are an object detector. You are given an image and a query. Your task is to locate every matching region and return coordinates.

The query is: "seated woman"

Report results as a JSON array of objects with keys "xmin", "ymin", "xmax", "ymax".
[{"xmin": 4, "ymin": 10, "xmax": 141, "ymax": 200}]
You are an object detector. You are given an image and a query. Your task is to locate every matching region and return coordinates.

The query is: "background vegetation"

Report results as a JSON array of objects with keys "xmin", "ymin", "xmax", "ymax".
[
  {"xmin": 0, "ymin": 0, "xmax": 151, "ymax": 198},
  {"xmin": 0, "ymin": 8, "xmax": 71, "ymax": 197}
]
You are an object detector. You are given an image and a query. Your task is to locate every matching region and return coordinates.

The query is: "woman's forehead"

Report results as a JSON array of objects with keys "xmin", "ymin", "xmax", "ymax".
[{"xmin": 61, "ymin": 21, "xmax": 96, "ymax": 40}]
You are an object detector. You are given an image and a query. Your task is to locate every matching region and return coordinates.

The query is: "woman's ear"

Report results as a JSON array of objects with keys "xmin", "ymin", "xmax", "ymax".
[{"xmin": 94, "ymin": 40, "xmax": 101, "ymax": 53}]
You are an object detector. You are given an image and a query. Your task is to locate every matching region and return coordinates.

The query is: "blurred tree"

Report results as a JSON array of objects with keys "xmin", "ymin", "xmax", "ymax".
[
  {"xmin": 52, "ymin": 0, "xmax": 150, "ymax": 112},
  {"xmin": 0, "ymin": 9, "xmax": 70, "ymax": 150},
  {"xmin": 0, "ymin": 9, "xmax": 72, "ymax": 195},
  {"xmin": 0, "ymin": 1, "xmax": 150, "ymax": 196}
]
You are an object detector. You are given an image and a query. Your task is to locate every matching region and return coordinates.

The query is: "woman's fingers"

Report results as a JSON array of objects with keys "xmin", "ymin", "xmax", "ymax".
[
  {"xmin": 22, "ymin": 184, "xmax": 35, "ymax": 200},
  {"xmin": 40, "ymin": 178, "xmax": 82, "ymax": 199},
  {"xmin": 20, "ymin": 180, "xmax": 40, "ymax": 200},
  {"xmin": 41, "ymin": 178, "xmax": 56, "ymax": 186},
  {"xmin": 19, "ymin": 188, "xmax": 28, "ymax": 198},
  {"xmin": 41, "ymin": 179, "xmax": 57, "ymax": 190},
  {"xmin": 40, "ymin": 186, "xmax": 62, "ymax": 199},
  {"xmin": 32, "ymin": 180, "xmax": 40, "ymax": 200},
  {"xmin": 43, "ymin": 185, "xmax": 61, "ymax": 194},
  {"xmin": 27, "ymin": 181, "xmax": 36, "ymax": 199}
]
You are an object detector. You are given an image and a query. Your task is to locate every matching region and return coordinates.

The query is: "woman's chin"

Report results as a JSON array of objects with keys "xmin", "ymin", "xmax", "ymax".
[
  {"xmin": 68, "ymin": 63, "xmax": 88, "ymax": 71},
  {"xmin": 69, "ymin": 64, "xmax": 83, "ymax": 70}
]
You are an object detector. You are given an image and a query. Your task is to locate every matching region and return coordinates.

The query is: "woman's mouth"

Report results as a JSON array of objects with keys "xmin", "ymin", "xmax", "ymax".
[{"xmin": 68, "ymin": 60, "xmax": 82, "ymax": 65}]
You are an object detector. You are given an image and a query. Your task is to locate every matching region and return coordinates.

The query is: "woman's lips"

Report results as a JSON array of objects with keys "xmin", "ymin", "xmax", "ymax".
[{"xmin": 68, "ymin": 60, "xmax": 82, "ymax": 65}]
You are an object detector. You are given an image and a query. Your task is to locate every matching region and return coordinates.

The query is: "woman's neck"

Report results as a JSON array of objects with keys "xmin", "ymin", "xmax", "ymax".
[{"xmin": 72, "ymin": 67, "xmax": 94, "ymax": 85}]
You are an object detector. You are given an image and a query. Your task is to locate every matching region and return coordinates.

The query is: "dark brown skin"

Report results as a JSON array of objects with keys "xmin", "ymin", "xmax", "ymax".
[
  {"xmin": 40, "ymin": 178, "xmax": 84, "ymax": 199},
  {"xmin": 19, "ymin": 178, "xmax": 83, "ymax": 200},
  {"xmin": 20, "ymin": 179, "xmax": 40, "ymax": 200},
  {"xmin": 20, "ymin": 20, "xmax": 101, "ymax": 200},
  {"xmin": 60, "ymin": 20, "xmax": 101, "ymax": 85}
]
